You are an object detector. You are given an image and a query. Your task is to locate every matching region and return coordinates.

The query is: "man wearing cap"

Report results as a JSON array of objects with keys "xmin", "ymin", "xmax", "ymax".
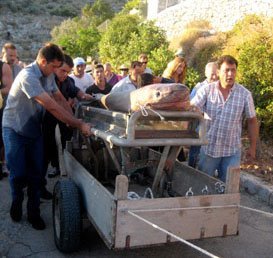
[
  {"xmin": 69, "ymin": 57, "xmax": 94, "ymax": 93},
  {"xmin": 117, "ymin": 64, "xmax": 129, "ymax": 80}
]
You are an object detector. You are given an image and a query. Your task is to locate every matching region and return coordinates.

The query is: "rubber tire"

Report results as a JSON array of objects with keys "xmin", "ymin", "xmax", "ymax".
[{"xmin": 53, "ymin": 179, "xmax": 82, "ymax": 253}]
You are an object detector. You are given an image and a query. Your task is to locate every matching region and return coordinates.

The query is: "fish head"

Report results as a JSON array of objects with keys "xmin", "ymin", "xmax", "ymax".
[{"xmin": 131, "ymin": 83, "xmax": 190, "ymax": 111}]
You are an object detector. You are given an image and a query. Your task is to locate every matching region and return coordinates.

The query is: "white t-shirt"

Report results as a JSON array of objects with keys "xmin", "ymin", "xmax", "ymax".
[{"xmin": 69, "ymin": 73, "xmax": 94, "ymax": 92}]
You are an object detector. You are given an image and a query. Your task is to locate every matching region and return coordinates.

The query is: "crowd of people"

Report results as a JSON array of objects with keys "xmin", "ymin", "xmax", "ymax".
[{"xmin": 0, "ymin": 42, "xmax": 258, "ymax": 231}]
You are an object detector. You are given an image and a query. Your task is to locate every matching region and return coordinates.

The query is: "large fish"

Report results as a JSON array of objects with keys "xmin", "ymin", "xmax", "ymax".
[{"xmin": 100, "ymin": 83, "xmax": 190, "ymax": 113}]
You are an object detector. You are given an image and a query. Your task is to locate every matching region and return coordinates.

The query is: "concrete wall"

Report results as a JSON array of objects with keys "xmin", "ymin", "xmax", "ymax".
[{"xmin": 147, "ymin": 0, "xmax": 273, "ymax": 39}]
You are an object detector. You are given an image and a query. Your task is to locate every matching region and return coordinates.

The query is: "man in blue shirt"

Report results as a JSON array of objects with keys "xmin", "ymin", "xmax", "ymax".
[{"xmin": 3, "ymin": 43, "xmax": 92, "ymax": 230}]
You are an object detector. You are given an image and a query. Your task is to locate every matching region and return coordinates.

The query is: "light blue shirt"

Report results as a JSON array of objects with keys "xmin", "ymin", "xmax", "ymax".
[
  {"xmin": 3, "ymin": 61, "xmax": 58, "ymax": 138},
  {"xmin": 110, "ymin": 75, "xmax": 137, "ymax": 93}
]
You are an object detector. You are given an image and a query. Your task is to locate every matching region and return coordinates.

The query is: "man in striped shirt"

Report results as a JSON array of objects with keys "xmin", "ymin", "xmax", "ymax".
[{"xmin": 191, "ymin": 55, "xmax": 258, "ymax": 182}]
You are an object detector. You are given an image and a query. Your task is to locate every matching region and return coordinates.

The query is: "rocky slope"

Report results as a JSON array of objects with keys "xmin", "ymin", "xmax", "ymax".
[{"xmin": 0, "ymin": 0, "xmax": 126, "ymax": 62}]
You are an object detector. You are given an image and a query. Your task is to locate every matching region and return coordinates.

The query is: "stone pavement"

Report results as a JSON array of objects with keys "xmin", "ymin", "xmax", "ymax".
[
  {"xmin": 0, "ymin": 168, "xmax": 273, "ymax": 257},
  {"xmin": 240, "ymin": 171, "xmax": 273, "ymax": 207}
]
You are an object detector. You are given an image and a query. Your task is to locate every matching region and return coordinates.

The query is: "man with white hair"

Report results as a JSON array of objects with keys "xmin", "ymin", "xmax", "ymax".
[
  {"xmin": 190, "ymin": 62, "xmax": 218, "ymax": 99},
  {"xmin": 69, "ymin": 57, "xmax": 94, "ymax": 92},
  {"xmin": 188, "ymin": 61, "xmax": 219, "ymax": 168}
]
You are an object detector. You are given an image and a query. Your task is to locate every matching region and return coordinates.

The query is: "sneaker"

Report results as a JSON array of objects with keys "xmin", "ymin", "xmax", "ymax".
[
  {"xmin": 48, "ymin": 168, "xmax": 60, "ymax": 178},
  {"xmin": 40, "ymin": 188, "xmax": 53, "ymax": 200},
  {"xmin": 10, "ymin": 201, "xmax": 22, "ymax": 222},
  {"xmin": 27, "ymin": 215, "xmax": 46, "ymax": 230}
]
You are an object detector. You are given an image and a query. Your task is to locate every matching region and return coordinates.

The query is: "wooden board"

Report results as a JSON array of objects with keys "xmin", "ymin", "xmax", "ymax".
[
  {"xmin": 135, "ymin": 130, "xmax": 198, "ymax": 139},
  {"xmin": 115, "ymin": 194, "xmax": 240, "ymax": 249},
  {"xmin": 64, "ymin": 149, "xmax": 116, "ymax": 249}
]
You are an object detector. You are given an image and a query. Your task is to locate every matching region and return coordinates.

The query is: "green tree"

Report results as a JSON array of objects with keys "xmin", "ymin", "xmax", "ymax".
[
  {"xmin": 51, "ymin": 0, "xmax": 113, "ymax": 58},
  {"xmin": 81, "ymin": 0, "xmax": 114, "ymax": 26},
  {"xmin": 219, "ymin": 15, "xmax": 273, "ymax": 137},
  {"xmin": 99, "ymin": 14, "xmax": 172, "ymax": 74},
  {"xmin": 51, "ymin": 18, "xmax": 101, "ymax": 58}
]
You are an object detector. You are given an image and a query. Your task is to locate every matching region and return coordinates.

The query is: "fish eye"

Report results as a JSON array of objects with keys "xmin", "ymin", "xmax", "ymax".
[{"xmin": 156, "ymin": 91, "xmax": 160, "ymax": 98}]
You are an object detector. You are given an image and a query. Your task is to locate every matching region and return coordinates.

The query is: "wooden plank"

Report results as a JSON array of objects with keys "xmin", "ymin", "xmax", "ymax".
[
  {"xmin": 152, "ymin": 146, "xmax": 170, "ymax": 194},
  {"xmin": 135, "ymin": 130, "xmax": 198, "ymax": 139},
  {"xmin": 115, "ymin": 194, "xmax": 240, "ymax": 248},
  {"xmin": 225, "ymin": 166, "xmax": 241, "ymax": 194},
  {"xmin": 64, "ymin": 149, "xmax": 116, "ymax": 248},
  {"xmin": 114, "ymin": 175, "xmax": 128, "ymax": 200}
]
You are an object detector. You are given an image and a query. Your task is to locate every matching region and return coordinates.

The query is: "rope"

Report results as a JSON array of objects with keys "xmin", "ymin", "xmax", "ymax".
[
  {"xmin": 128, "ymin": 210, "xmax": 219, "ymax": 258},
  {"xmin": 144, "ymin": 187, "xmax": 154, "ymax": 199},
  {"xmin": 136, "ymin": 103, "xmax": 165, "ymax": 121},
  {"xmin": 127, "ymin": 188, "xmax": 154, "ymax": 200}
]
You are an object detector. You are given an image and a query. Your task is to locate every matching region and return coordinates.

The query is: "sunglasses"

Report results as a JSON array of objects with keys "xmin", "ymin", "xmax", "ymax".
[{"xmin": 141, "ymin": 62, "xmax": 148, "ymax": 64}]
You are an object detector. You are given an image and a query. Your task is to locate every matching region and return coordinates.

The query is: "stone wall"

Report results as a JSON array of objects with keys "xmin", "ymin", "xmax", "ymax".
[{"xmin": 147, "ymin": 0, "xmax": 273, "ymax": 39}]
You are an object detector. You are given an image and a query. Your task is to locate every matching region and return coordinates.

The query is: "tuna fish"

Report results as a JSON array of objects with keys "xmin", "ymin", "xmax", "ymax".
[{"xmin": 100, "ymin": 83, "xmax": 190, "ymax": 113}]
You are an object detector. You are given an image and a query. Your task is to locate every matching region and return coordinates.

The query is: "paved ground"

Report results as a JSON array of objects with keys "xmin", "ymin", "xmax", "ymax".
[{"xmin": 1, "ymin": 171, "xmax": 273, "ymax": 258}]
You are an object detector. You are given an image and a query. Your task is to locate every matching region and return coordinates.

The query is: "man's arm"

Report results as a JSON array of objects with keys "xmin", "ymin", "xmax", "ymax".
[
  {"xmin": 246, "ymin": 116, "xmax": 259, "ymax": 160},
  {"xmin": 34, "ymin": 92, "xmax": 92, "ymax": 137},
  {"xmin": 1, "ymin": 63, "xmax": 13, "ymax": 96},
  {"xmin": 76, "ymin": 90, "xmax": 93, "ymax": 101},
  {"xmin": 52, "ymin": 89, "xmax": 73, "ymax": 115}
]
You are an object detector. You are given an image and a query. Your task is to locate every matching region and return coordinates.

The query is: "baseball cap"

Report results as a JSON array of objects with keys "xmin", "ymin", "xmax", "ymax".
[{"xmin": 73, "ymin": 57, "xmax": 85, "ymax": 67}]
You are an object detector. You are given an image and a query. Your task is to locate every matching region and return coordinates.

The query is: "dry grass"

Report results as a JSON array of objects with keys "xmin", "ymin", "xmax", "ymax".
[{"xmin": 241, "ymin": 138, "xmax": 273, "ymax": 184}]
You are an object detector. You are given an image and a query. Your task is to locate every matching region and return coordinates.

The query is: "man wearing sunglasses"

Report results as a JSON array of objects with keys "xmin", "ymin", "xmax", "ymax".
[{"xmin": 138, "ymin": 53, "xmax": 153, "ymax": 74}]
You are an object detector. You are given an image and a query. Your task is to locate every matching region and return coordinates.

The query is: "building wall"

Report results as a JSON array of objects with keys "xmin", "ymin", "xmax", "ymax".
[{"xmin": 147, "ymin": 0, "xmax": 273, "ymax": 39}]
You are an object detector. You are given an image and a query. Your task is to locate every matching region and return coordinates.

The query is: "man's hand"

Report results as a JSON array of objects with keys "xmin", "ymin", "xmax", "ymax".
[
  {"xmin": 92, "ymin": 93, "xmax": 104, "ymax": 100},
  {"xmin": 245, "ymin": 147, "xmax": 256, "ymax": 162},
  {"xmin": 80, "ymin": 122, "xmax": 92, "ymax": 137},
  {"xmin": 83, "ymin": 93, "xmax": 94, "ymax": 101}
]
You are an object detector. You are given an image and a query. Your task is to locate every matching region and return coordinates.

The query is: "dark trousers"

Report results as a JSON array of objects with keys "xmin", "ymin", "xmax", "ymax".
[
  {"xmin": 188, "ymin": 145, "xmax": 201, "ymax": 168},
  {"xmin": 42, "ymin": 112, "xmax": 73, "ymax": 184},
  {"xmin": 3, "ymin": 127, "xmax": 43, "ymax": 217}
]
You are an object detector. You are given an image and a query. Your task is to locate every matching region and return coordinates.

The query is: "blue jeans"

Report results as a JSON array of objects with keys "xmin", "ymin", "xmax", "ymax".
[
  {"xmin": 188, "ymin": 145, "xmax": 201, "ymax": 168},
  {"xmin": 3, "ymin": 127, "xmax": 44, "ymax": 216},
  {"xmin": 198, "ymin": 147, "xmax": 241, "ymax": 182}
]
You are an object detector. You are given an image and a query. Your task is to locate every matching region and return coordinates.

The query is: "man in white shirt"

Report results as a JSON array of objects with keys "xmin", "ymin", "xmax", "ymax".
[{"xmin": 69, "ymin": 57, "xmax": 94, "ymax": 92}]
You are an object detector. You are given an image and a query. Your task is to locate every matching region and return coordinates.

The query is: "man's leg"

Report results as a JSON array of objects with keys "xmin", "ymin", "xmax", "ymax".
[
  {"xmin": 188, "ymin": 145, "xmax": 201, "ymax": 168},
  {"xmin": 198, "ymin": 147, "xmax": 221, "ymax": 177},
  {"xmin": 41, "ymin": 112, "xmax": 57, "ymax": 198},
  {"xmin": 3, "ymin": 127, "xmax": 27, "ymax": 222},
  {"xmin": 218, "ymin": 150, "xmax": 241, "ymax": 182},
  {"xmin": 26, "ymin": 134, "xmax": 45, "ymax": 230}
]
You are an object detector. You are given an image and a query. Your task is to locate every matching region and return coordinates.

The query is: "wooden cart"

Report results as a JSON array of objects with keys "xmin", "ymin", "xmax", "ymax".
[{"xmin": 52, "ymin": 105, "xmax": 240, "ymax": 254}]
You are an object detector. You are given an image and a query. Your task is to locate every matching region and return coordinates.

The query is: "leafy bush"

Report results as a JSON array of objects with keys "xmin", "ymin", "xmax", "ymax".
[
  {"xmin": 220, "ymin": 15, "xmax": 273, "ymax": 137},
  {"xmin": 185, "ymin": 67, "xmax": 200, "ymax": 90},
  {"xmin": 81, "ymin": 0, "xmax": 114, "ymax": 26},
  {"xmin": 51, "ymin": 0, "xmax": 113, "ymax": 58},
  {"xmin": 190, "ymin": 35, "xmax": 222, "ymax": 78},
  {"xmin": 149, "ymin": 45, "xmax": 174, "ymax": 76},
  {"xmin": 50, "ymin": 6, "xmax": 77, "ymax": 17},
  {"xmin": 99, "ymin": 14, "xmax": 171, "ymax": 71}
]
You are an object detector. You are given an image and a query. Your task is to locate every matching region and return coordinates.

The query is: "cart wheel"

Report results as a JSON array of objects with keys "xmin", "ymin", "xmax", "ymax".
[{"xmin": 53, "ymin": 179, "xmax": 82, "ymax": 253}]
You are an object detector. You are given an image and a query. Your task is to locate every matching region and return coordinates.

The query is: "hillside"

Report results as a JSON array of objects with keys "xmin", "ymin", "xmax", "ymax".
[{"xmin": 0, "ymin": 0, "xmax": 126, "ymax": 62}]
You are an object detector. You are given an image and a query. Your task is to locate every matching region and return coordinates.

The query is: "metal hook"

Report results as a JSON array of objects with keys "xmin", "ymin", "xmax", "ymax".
[
  {"xmin": 202, "ymin": 185, "xmax": 209, "ymax": 195},
  {"xmin": 185, "ymin": 187, "xmax": 194, "ymax": 197}
]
